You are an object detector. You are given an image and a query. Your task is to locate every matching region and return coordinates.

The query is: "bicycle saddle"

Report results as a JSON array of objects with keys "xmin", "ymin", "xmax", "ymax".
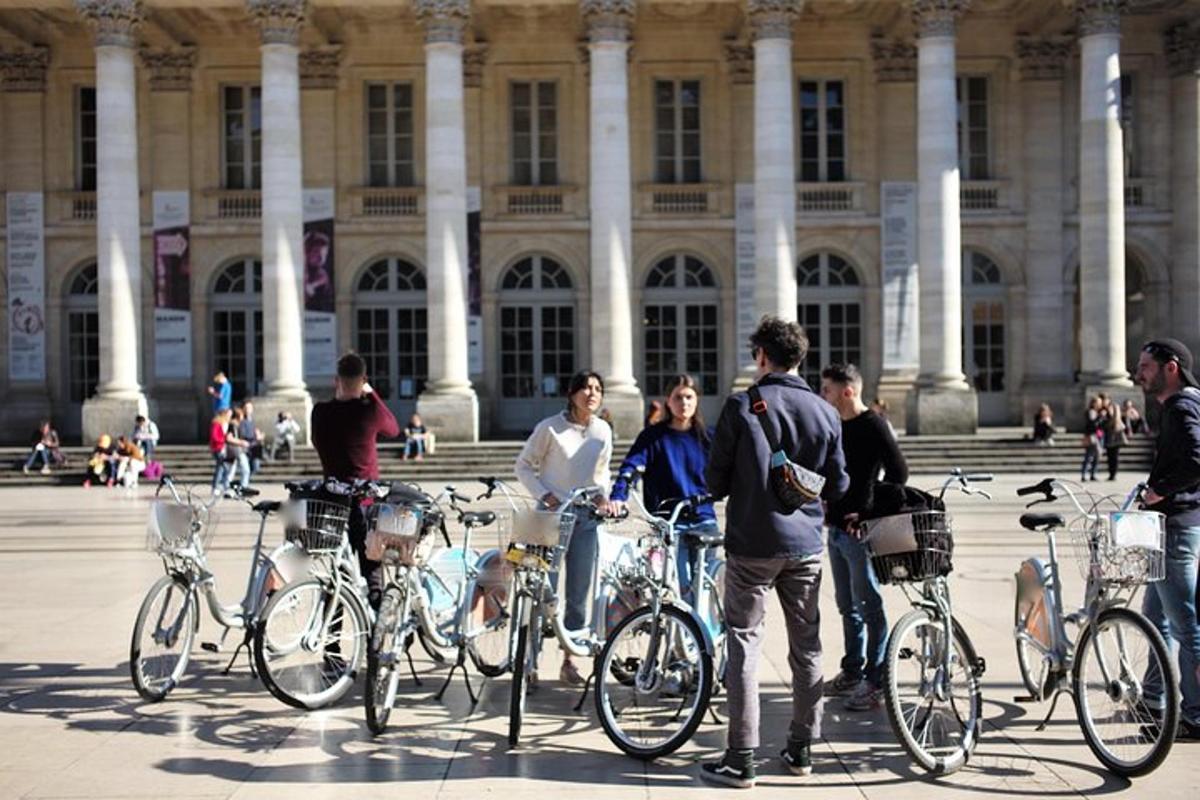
[
  {"xmin": 461, "ymin": 511, "xmax": 496, "ymax": 528},
  {"xmin": 1019, "ymin": 512, "xmax": 1065, "ymax": 532},
  {"xmin": 681, "ymin": 528, "xmax": 725, "ymax": 546},
  {"xmin": 253, "ymin": 500, "xmax": 282, "ymax": 514}
]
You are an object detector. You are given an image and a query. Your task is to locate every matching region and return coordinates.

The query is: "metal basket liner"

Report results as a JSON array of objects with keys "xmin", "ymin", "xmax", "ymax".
[
  {"xmin": 372, "ymin": 503, "xmax": 421, "ymax": 537},
  {"xmin": 511, "ymin": 508, "xmax": 575, "ymax": 548},
  {"xmin": 1108, "ymin": 511, "xmax": 1165, "ymax": 550},
  {"xmin": 861, "ymin": 511, "xmax": 952, "ymax": 557}
]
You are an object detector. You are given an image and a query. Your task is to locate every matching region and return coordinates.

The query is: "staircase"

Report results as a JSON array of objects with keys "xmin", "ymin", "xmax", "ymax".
[{"xmin": 0, "ymin": 429, "xmax": 1154, "ymax": 487}]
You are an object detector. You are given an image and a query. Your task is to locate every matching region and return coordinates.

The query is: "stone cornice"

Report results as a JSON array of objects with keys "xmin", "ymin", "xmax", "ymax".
[
  {"xmin": 1164, "ymin": 21, "xmax": 1200, "ymax": 76},
  {"xmin": 415, "ymin": 0, "xmax": 470, "ymax": 45},
  {"xmin": 246, "ymin": 0, "xmax": 307, "ymax": 46},
  {"xmin": 870, "ymin": 36, "xmax": 917, "ymax": 82},
  {"xmin": 76, "ymin": 0, "xmax": 144, "ymax": 49},
  {"xmin": 0, "ymin": 47, "xmax": 49, "ymax": 92},
  {"xmin": 140, "ymin": 46, "xmax": 195, "ymax": 91},
  {"xmin": 1074, "ymin": 0, "xmax": 1125, "ymax": 37},
  {"xmin": 581, "ymin": 0, "xmax": 635, "ymax": 44},
  {"xmin": 747, "ymin": 0, "xmax": 802, "ymax": 42},
  {"xmin": 911, "ymin": 0, "xmax": 970, "ymax": 39},
  {"xmin": 463, "ymin": 41, "xmax": 488, "ymax": 87},
  {"xmin": 724, "ymin": 38, "xmax": 754, "ymax": 84},
  {"xmin": 300, "ymin": 45, "xmax": 341, "ymax": 89},
  {"xmin": 1015, "ymin": 35, "xmax": 1072, "ymax": 80}
]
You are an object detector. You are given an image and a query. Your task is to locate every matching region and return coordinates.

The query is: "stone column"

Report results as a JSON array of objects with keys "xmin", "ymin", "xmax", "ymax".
[
  {"xmin": 414, "ymin": 0, "xmax": 479, "ymax": 441},
  {"xmin": 582, "ymin": 0, "xmax": 642, "ymax": 437},
  {"xmin": 77, "ymin": 0, "xmax": 151, "ymax": 443},
  {"xmin": 1076, "ymin": 0, "xmax": 1130, "ymax": 387},
  {"xmin": 247, "ymin": 0, "xmax": 313, "ymax": 439},
  {"xmin": 1167, "ymin": 22, "xmax": 1200, "ymax": 358},
  {"xmin": 1017, "ymin": 36, "xmax": 1075, "ymax": 421},
  {"xmin": 906, "ymin": 0, "xmax": 977, "ymax": 434}
]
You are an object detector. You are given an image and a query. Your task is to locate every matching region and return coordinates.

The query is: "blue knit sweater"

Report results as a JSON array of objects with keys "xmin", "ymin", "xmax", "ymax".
[{"xmin": 610, "ymin": 422, "xmax": 715, "ymax": 520}]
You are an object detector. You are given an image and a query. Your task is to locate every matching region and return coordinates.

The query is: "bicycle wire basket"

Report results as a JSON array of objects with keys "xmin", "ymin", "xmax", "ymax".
[
  {"xmin": 283, "ymin": 493, "xmax": 353, "ymax": 553},
  {"xmin": 504, "ymin": 507, "xmax": 576, "ymax": 571},
  {"xmin": 860, "ymin": 511, "xmax": 954, "ymax": 585},
  {"xmin": 146, "ymin": 499, "xmax": 217, "ymax": 554},
  {"xmin": 365, "ymin": 501, "xmax": 433, "ymax": 566},
  {"xmin": 1067, "ymin": 510, "xmax": 1166, "ymax": 587}
]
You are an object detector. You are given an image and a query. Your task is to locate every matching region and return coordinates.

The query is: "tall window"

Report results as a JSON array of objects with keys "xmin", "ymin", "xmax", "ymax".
[
  {"xmin": 962, "ymin": 251, "xmax": 1005, "ymax": 396},
  {"xmin": 211, "ymin": 259, "xmax": 263, "ymax": 401},
  {"xmin": 354, "ymin": 258, "xmax": 427, "ymax": 411},
  {"xmin": 75, "ymin": 87, "xmax": 97, "ymax": 192},
  {"xmin": 65, "ymin": 262, "xmax": 99, "ymax": 404},
  {"xmin": 956, "ymin": 76, "xmax": 990, "ymax": 180},
  {"xmin": 654, "ymin": 79, "xmax": 701, "ymax": 183},
  {"xmin": 511, "ymin": 81, "xmax": 558, "ymax": 185},
  {"xmin": 798, "ymin": 79, "xmax": 846, "ymax": 182},
  {"xmin": 1120, "ymin": 73, "xmax": 1137, "ymax": 178},
  {"xmin": 222, "ymin": 85, "xmax": 261, "ymax": 190},
  {"xmin": 642, "ymin": 255, "xmax": 720, "ymax": 404},
  {"xmin": 796, "ymin": 253, "xmax": 863, "ymax": 391},
  {"xmin": 366, "ymin": 83, "xmax": 415, "ymax": 187}
]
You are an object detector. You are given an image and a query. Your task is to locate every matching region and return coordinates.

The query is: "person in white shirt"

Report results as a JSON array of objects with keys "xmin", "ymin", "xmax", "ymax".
[
  {"xmin": 270, "ymin": 411, "xmax": 302, "ymax": 463},
  {"xmin": 515, "ymin": 370, "xmax": 614, "ymax": 686}
]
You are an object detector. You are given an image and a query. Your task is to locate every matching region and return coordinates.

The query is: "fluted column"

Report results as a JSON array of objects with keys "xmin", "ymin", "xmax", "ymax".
[
  {"xmin": 1076, "ymin": 0, "xmax": 1129, "ymax": 385},
  {"xmin": 1167, "ymin": 22, "xmax": 1200, "ymax": 358},
  {"xmin": 414, "ymin": 0, "xmax": 479, "ymax": 441},
  {"xmin": 906, "ymin": 0, "xmax": 977, "ymax": 433},
  {"xmin": 77, "ymin": 0, "xmax": 150, "ymax": 443},
  {"xmin": 582, "ymin": 0, "xmax": 642, "ymax": 437}
]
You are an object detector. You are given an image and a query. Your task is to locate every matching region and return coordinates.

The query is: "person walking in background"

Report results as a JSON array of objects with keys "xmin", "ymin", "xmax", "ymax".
[
  {"xmin": 1081, "ymin": 395, "xmax": 1105, "ymax": 481},
  {"xmin": 701, "ymin": 317, "xmax": 849, "ymax": 788},
  {"xmin": 209, "ymin": 408, "xmax": 232, "ymax": 493},
  {"xmin": 224, "ymin": 407, "xmax": 252, "ymax": 490},
  {"xmin": 270, "ymin": 411, "xmax": 301, "ymax": 462},
  {"xmin": 1103, "ymin": 397, "xmax": 1126, "ymax": 480},
  {"xmin": 515, "ymin": 370, "xmax": 614, "ymax": 687},
  {"xmin": 1032, "ymin": 403, "xmax": 1056, "ymax": 446},
  {"xmin": 131, "ymin": 414, "xmax": 160, "ymax": 463},
  {"xmin": 403, "ymin": 413, "xmax": 429, "ymax": 460},
  {"xmin": 819, "ymin": 363, "xmax": 907, "ymax": 712},
  {"xmin": 238, "ymin": 401, "xmax": 263, "ymax": 480},
  {"xmin": 207, "ymin": 371, "xmax": 232, "ymax": 414}
]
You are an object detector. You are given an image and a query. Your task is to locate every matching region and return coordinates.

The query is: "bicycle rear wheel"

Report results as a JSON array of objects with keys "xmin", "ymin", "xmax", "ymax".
[
  {"xmin": 1072, "ymin": 606, "xmax": 1177, "ymax": 777},
  {"xmin": 883, "ymin": 608, "xmax": 983, "ymax": 775},
  {"xmin": 508, "ymin": 593, "xmax": 531, "ymax": 747},
  {"xmin": 464, "ymin": 567, "xmax": 512, "ymax": 677},
  {"xmin": 130, "ymin": 575, "xmax": 197, "ymax": 702},
  {"xmin": 365, "ymin": 587, "xmax": 402, "ymax": 735}
]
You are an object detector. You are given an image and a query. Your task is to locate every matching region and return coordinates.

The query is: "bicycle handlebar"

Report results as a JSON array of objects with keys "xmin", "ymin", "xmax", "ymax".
[{"xmin": 1016, "ymin": 478, "xmax": 1055, "ymax": 499}]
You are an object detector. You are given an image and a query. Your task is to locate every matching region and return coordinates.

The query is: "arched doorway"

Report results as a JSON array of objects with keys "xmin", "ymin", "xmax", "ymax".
[
  {"xmin": 962, "ymin": 250, "xmax": 1007, "ymax": 424},
  {"xmin": 63, "ymin": 262, "xmax": 99, "ymax": 440},
  {"xmin": 353, "ymin": 257, "xmax": 428, "ymax": 424},
  {"xmin": 210, "ymin": 258, "xmax": 263, "ymax": 402},
  {"xmin": 796, "ymin": 252, "xmax": 864, "ymax": 391}
]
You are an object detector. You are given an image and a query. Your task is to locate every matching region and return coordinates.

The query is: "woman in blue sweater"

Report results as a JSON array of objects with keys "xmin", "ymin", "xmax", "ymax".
[{"xmin": 610, "ymin": 374, "xmax": 720, "ymax": 608}]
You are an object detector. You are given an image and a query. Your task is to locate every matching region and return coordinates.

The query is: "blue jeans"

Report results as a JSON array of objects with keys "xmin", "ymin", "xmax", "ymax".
[
  {"xmin": 828, "ymin": 526, "xmax": 888, "ymax": 686},
  {"xmin": 404, "ymin": 437, "xmax": 426, "ymax": 458},
  {"xmin": 675, "ymin": 519, "xmax": 721, "ymax": 614},
  {"xmin": 24, "ymin": 446, "xmax": 50, "ymax": 470},
  {"xmin": 211, "ymin": 453, "xmax": 229, "ymax": 492},
  {"xmin": 231, "ymin": 452, "xmax": 253, "ymax": 488},
  {"xmin": 137, "ymin": 440, "xmax": 156, "ymax": 463},
  {"xmin": 558, "ymin": 513, "xmax": 600, "ymax": 632},
  {"xmin": 1142, "ymin": 521, "xmax": 1200, "ymax": 726},
  {"xmin": 1081, "ymin": 441, "xmax": 1101, "ymax": 480}
]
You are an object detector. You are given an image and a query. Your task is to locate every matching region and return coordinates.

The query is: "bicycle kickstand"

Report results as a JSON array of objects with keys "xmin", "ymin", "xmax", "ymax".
[
  {"xmin": 222, "ymin": 630, "xmax": 255, "ymax": 676},
  {"xmin": 435, "ymin": 647, "xmax": 478, "ymax": 706},
  {"xmin": 572, "ymin": 670, "xmax": 595, "ymax": 712},
  {"xmin": 1035, "ymin": 688, "xmax": 1072, "ymax": 732}
]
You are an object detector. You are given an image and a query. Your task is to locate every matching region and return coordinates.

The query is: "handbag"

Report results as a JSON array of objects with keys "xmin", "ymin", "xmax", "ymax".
[{"xmin": 747, "ymin": 385, "xmax": 825, "ymax": 511}]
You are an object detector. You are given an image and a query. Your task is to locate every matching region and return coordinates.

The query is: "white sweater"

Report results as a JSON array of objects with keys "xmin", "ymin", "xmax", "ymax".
[{"xmin": 515, "ymin": 412, "xmax": 613, "ymax": 502}]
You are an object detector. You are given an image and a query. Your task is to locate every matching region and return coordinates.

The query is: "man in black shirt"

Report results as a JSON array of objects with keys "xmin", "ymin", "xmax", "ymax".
[{"xmin": 819, "ymin": 363, "xmax": 908, "ymax": 711}]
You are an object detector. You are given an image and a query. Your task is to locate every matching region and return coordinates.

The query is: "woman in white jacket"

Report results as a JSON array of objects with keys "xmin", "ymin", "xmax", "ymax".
[{"xmin": 514, "ymin": 370, "xmax": 614, "ymax": 685}]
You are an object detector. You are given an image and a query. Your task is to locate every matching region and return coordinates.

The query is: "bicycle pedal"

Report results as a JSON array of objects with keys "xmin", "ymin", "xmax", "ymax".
[{"xmin": 200, "ymin": 642, "xmax": 220, "ymax": 653}]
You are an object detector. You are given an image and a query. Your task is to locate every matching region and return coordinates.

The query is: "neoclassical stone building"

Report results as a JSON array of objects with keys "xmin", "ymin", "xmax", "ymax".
[{"xmin": 0, "ymin": 0, "xmax": 1197, "ymax": 442}]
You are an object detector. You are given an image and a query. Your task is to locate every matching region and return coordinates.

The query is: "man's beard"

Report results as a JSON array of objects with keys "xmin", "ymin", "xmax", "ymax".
[{"xmin": 1144, "ymin": 371, "xmax": 1168, "ymax": 397}]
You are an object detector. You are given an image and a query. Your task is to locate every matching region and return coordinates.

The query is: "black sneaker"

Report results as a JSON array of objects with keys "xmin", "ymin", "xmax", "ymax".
[
  {"xmin": 780, "ymin": 741, "xmax": 813, "ymax": 776},
  {"xmin": 699, "ymin": 751, "xmax": 756, "ymax": 789},
  {"xmin": 1179, "ymin": 719, "xmax": 1200, "ymax": 741}
]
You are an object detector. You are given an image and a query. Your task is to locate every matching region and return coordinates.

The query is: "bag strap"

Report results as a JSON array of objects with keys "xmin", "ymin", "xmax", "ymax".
[{"xmin": 748, "ymin": 384, "xmax": 786, "ymax": 456}]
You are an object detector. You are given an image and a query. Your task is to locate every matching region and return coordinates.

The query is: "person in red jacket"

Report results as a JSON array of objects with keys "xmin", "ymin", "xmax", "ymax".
[
  {"xmin": 209, "ymin": 408, "xmax": 232, "ymax": 493},
  {"xmin": 311, "ymin": 352, "xmax": 400, "ymax": 609}
]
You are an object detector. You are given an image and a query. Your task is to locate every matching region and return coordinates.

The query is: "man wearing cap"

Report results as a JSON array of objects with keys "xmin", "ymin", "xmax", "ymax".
[{"xmin": 1134, "ymin": 338, "xmax": 1200, "ymax": 740}]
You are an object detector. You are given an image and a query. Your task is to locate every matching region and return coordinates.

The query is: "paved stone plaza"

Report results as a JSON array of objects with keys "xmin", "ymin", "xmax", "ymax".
[{"xmin": 1, "ymin": 474, "xmax": 1197, "ymax": 799}]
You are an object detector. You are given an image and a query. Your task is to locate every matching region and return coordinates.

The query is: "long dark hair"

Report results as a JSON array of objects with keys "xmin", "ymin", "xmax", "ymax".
[
  {"xmin": 565, "ymin": 370, "xmax": 605, "ymax": 420},
  {"xmin": 661, "ymin": 374, "xmax": 708, "ymax": 443}
]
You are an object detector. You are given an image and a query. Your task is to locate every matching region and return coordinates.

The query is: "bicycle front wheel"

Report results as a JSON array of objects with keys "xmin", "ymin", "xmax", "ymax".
[
  {"xmin": 365, "ymin": 587, "xmax": 403, "ymax": 735},
  {"xmin": 254, "ymin": 577, "xmax": 368, "ymax": 710},
  {"xmin": 464, "ymin": 570, "xmax": 512, "ymax": 677},
  {"xmin": 595, "ymin": 604, "xmax": 714, "ymax": 760},
  {"xmin": 508, "ymin": 593, "xmax": 532, "ymax": 747},
  {"xmin": 883, "ymin": 608, "xmax": 983, "ymax": 775},
  {"xmin": 130, "ymin": 575, "xmax": 198, "ymax": 702},
  {"xmin": 1072, "ymin": 606, "xmax": 1178, "ymax": 777}
]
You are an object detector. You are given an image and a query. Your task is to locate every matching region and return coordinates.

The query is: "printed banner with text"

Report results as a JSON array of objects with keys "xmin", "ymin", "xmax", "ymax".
[
  {"xmin": 303, "ymin": 189, "xmax": 337, "ymax": 378},
  {"xmin": 153, "ymin": 191, "xmax": 192, "ymax": 380},
  {"xmin": 7, "ymin": 192, "xmax": 46, "ymax": 382}
]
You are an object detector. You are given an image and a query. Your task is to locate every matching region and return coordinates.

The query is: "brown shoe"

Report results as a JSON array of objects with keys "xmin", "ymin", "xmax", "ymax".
[{"xmin": 559, "ymin": 660, "xmax": 585, "ymax": 686}]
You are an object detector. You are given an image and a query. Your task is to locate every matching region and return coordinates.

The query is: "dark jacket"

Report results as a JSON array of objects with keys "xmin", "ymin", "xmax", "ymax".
[
  {"xmin": 1147, "ymin": 387, "xmax": 1200, "ymax": 527},
  {"xmin": 706, "ymin": 372, "xmax": 849, "ymax": 558}
]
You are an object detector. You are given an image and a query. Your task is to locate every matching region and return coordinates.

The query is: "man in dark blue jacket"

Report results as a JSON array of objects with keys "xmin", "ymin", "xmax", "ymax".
[
  {"xmin": 1135, "ymin": 338, "xmax": 1200, "ymax": 739},
  {"xmin": 700, "ymin": 316, "xmax": 849, "ymax": 788}
]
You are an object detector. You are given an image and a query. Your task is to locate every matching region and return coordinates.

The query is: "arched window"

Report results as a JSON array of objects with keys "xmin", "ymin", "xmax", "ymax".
[
  {"xmin": 796, "ymin": 252, "xmax": 863, "ymax": 390},
  {"xmin": 962, "ymin": 250, "xmax": 1006, "ymax": 421},
  {"xmin": 497, "ymin": 255, "xmax": 576, "ymax": 432},
  {"xmin": 642, "ymin": 254, "xmax": 720, "ymax": 416},
  {"xmin": 354, "ymin": 257, "xmax": 428, "ymax": 419},
  {"xmin": 65, "ymin": 262, "xmax": 99, "ymax": 404},
  {"xmin": 210, "ymin": 258, "xmax": 263, "ymax": 401}
]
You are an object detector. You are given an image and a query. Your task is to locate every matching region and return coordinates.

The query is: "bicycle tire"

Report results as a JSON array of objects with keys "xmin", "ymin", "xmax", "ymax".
[
  {"xmin": 594, "ymin": 604, "xmax": 714, "ymax": 760},
  {"xmin": 465, "ymin": 576, "xmax": 512, "ymax": 677},
  {"xmin": 1072, "ymin": 606, "xmax": 1178, "ymax": 777},
  {"xmin": 883, "ymin": 608, "xmax": 983, "ymax": 775},
  {"xmin": 365, "ymin": 588, "xmax": 402, "ymax": 735},
  {"xmin": 253, "ymin": 577, "xmax": 368, "ymax": 710},
  {"xmin": 130, "ymin": 575, "xmax": 198, "ymax": 702},
  {"xmin": 508, "ymin": 594, "xmax": 531, "ymax": 747}
]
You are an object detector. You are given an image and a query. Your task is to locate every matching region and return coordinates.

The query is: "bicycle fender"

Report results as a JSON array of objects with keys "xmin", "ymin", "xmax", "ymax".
[{"xmin": 670, "ymin": 601, "xmax": 716, "ymax": 659}]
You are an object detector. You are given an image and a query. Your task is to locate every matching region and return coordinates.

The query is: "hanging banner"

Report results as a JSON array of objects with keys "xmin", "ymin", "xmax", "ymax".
[
  {"xmin": 467, "ymin": 185, "xmax": 483, "ymax": 376},
  {"xmin": 153, "ymin": 191, "xmax": 192, "ymax": 380},
  {"xmin": 303, "ymin": 188, "xmax": 337, "ymax": 378},
  {"xmin": 880, "ymin": 182, "xmax": 920, "ymax": 370},
  {"xmin": 7, "ymin": 192, "xmax": 46, "ymax": 382},
  {"xmin": 734, "ymin": 183, "xmax": 756, "ymax": 353}
]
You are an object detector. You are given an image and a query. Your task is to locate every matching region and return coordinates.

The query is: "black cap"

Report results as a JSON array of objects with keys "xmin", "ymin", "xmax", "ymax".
[{"xmin": 1143, "ymin": 338, "xmax": 1200, "ymax": 388}]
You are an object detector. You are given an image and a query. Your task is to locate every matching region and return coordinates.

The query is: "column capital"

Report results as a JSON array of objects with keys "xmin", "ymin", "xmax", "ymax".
[
  {"xmin": 1165, "ymin": 21, "xmax": 1200, "ymax": 77},
  {"xmin": 0, "ymin": 47, "xmax": 49, "ymax": 92},
  {"xmin": 1016, "ymin": 35, "xmax": 1072, "ymax": 80},
  {"xmin": 870, "ymin": 35, "xmax": 917, "ymax": 82},
  {"xmin": 416, "ymin": 0, "xmax": 470, "ymax": 45},
  {"xmin": 747, "ymin": 0, "xmax": 802, "ymax": 42},
  {"xmin": 724, "ymin": 37, "xmax": 755, "ymax": 84},
  {"xmin": 75, "ymin": 0, "xmax": 144, "ymax": 48},
  {"xmin": 246, "ymin": 0, "xmax": 307, "ymax": 46},
  {"xmin": 911, "ymin": 0, "xmax": 970, "ymax": 39},
  {"xmin": 300, "ymin": 45, "xmax": 341, "ymax": 89},
  {"xmin": 140, "ymin": 46, "xmax": 195, "ymax": 91},
  {"xmin": 1073, "ymin": 0, "xmax": 1125, "ymax": 38},
  {"xmin": 581, "ymin": 0, "xmax": 635, "ymax": 44}
]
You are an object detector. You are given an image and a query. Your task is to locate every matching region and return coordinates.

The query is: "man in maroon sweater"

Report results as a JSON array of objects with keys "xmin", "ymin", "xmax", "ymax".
[{"xmin": 312, "ymin": 352, "xmax": 400, "ymax": 608}]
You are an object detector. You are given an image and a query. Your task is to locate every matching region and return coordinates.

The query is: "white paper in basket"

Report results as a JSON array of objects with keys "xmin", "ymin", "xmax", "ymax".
[{"xmin": 1109, "ymin": 512, "xmax": 1163, "ymax": 550}]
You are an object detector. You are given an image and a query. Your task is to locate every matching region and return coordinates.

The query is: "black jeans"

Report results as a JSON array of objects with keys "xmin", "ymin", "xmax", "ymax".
[
  {"xmin": 347, "ymin": 503, "xmax": 384, "ymax": 611},
  {"xmin": 1105, "ymin": 446, "xmax": 1121, "ymax": 480}
]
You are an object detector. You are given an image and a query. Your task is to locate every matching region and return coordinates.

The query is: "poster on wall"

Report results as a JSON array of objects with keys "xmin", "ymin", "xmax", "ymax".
[
  {"xmin": 303, "ymin": 188, "xmax": 337, "ymax": 378},
  {"xmin": 7, "ymin": 192, "xmax": 46, "ymax": 382},
  {"xmin": 880, "ymin": 182, "xmax": 920, "ymax": 371},
  {"xmin": 153, "ymin": 191, "xmax": 192, "ymax": 380},
  {"xmin": 467, "ymin": 186, "xmax": 483, "ymax": 376},
  {"xmin": 734, "ymin": 184, "xmax": 756, "ymax": 356}
]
